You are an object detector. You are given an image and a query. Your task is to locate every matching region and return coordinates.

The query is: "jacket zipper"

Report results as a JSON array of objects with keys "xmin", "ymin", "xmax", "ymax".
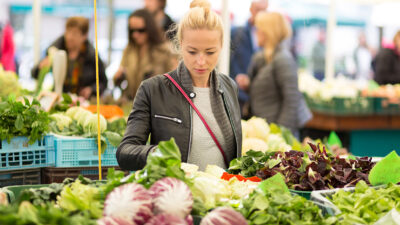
[
  {"xmin": 221, "ymin": 92, "xmax": 239, "ymax": 157},
  {"xmin": 154, "ymin": 114, "xmax": 182, "ymax": 124},
  {"xmin": 187, "ymin": 106, "xmax": 193, "ymax": 157}
]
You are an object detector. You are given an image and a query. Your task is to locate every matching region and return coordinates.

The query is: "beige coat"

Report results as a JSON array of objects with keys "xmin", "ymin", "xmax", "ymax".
[{"xmin": 120, "ymin": 43, "xmax": 176, "ymax": 99}]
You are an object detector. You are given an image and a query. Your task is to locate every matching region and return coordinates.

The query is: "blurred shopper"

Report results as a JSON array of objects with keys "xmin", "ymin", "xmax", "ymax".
[
  {"xmin": 113, "ymin": 9, "xmax": 176, "ymax": 101},
  {"xmin": 353, "ymin": 32, "xmax": 373, "ymax": 80},
  {"xmin": 31, "ymin": 16, "xmax": 107, "ymax": 99},
  {"xmin": 117, "ymin": 0, "xmax": 242, "ymax": 171},
  {"xmin": 144, "ymin": 0, "xmax": 175, "ymax": 40},
  {"xmin": 374, "ymin": 30, "xmax": 400, "ymax": 85},
  {"xmin": 229, "ymin": 0, "xmax": 268, "ymax": 118},
  {"xmin": 0, "ymin": 23, "xmax": 16, "ymax": 72},
  {"xmin": 236, "ymin": 12, "xmax": 311, "ymax": 137},
  {"xmin": 311, "ymin": 28, "xmax": 326, "ymax": 81}
]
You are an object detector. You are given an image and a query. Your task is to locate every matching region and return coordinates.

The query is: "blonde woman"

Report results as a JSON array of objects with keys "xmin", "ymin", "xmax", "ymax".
[
  {"xmin": 117, "ymin": 0, "xmax": 242, "ymax": 171},
  {"xmin": 236, "ymin": 12, "xmax": 311, "ymax": 137}
]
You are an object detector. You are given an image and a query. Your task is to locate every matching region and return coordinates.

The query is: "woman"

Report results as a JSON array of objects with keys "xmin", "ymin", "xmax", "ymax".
[
  {"xmin": 374, "ymin": 30, "xmax": 400, "ymax": 85},
  {"xmin": 236, "ymin": 12, "xmax": 311, "ymax": 137},
  {"xmin": 32, "ymin": 16, "xmax": 107, "ymax": 99},
  {"xmin": 117, "ymin": 0, "xmax": 242, "ymax": 171},
  {"xmin": 113, "ymin": 9, "xmax": 176, "ymax": 101},
  {"xmin": 144, "ymin": 0, "xmax": 175, "ymax": 40}
]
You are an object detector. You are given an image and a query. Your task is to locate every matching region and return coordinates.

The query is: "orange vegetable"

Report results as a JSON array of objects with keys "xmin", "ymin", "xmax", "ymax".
[{"xmin": 85, "ymin": 105, "xmax": 124, "ymax": 119}]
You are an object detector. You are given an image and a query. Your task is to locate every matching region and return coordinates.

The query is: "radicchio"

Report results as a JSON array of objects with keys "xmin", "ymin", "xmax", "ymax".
[
  {"xmin": 149, "ymin": 177, "xmax": 193, "ymax": 219},
  {"xmin": 97, "ymin": 216, "xmax": 134, "ymax": 225},
  {"xmin": 104, "ymin": 183, "xmax": 153, "ymax": 225},
  {"xmin": 200, "ymin": 207, "xmax": 248, "ymax": 225},
  {"xmin": 144, "ymin": 213, "xmax": 192, "ymax": 225}
]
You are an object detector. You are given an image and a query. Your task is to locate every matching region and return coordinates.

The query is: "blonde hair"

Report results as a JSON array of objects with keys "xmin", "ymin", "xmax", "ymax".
[
  {"xmin": 174, "ymin": 0, "xmax": 224, "ymax": 50},
  {"xmin": 255, "ymin": 12, "xmax": 291, "ymax": 63}
]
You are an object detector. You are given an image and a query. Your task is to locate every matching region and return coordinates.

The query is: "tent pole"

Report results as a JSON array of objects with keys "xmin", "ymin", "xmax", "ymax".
[
  {"xmin": 219, "ymin": 0, "xmax": 231, "ymax": 75},
  {"xmin": 33, "ymin": 0, "xmax": 41, "ymax": 65},
  {"xmin": 325, "ymin": 0, "xmax": 337, "ymax": 80}
]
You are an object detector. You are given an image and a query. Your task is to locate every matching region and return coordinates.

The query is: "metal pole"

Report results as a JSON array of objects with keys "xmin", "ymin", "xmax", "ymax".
[
  {"xmin": 219, "ymin": 0, "xmax": 230, "ymax": 75},
  {"xmin": 33, "ymin": 0, "xmax": 41, "ymax": 65},
  {"xmin": 325, "ymin": 0, "xmax": 336, "ymax": 80},
  {"xmin": 378, "ymin": 26, "xmax": 383, "ymax": 50},
  {"xmin": 107, "ymin": 0, "xmax": 114, "ymax": 66}
]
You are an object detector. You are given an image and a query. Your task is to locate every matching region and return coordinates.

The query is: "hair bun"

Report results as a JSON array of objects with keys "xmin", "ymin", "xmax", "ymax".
[{"xmin": 190, "ymin": 0, "xmax": 211, "ymax": 12}]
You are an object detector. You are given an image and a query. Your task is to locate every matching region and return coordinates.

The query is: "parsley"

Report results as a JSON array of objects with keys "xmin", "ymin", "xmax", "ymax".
[{"xmin": 0, "ymin": 94, "xmax": 50, "ymax": 144}]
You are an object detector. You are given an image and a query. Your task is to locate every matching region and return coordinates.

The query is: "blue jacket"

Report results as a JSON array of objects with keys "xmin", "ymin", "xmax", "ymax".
[{"xmin": 230, "ymin": 21, "xmax": 257, "ymax": 79}]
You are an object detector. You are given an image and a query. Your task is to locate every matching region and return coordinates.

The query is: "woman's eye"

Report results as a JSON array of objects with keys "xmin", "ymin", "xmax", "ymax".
[
  {"xmin": 207, "ymin": 52, "xmax": 215, "ymax": 55},
  {"xmin": 188, "ymin": 51, "xmax": 196, "ymax": 55}
]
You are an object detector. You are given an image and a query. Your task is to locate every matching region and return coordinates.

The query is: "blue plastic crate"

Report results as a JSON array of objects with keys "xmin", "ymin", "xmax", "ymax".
[
  {"xmin": 54, "ymin": 137, "xmax": 118, "ymax": 167},
  {"xmin": 0, "ymin": 136, "xmax": 55, "ymax": 171}
]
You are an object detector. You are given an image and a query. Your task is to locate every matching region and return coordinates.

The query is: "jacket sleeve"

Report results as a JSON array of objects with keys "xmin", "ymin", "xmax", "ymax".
[
  {"xmin": 90, "ymin": 57, "xmax": 108, "ymax": 95},
  {"xmin": 116, "ymin": 81, "xmax": 156, "ymax": 171},
  {"xmin": 275, "ymin": 53, "xmax": 299, "ymax": 130},
  {"xmin": 374, "ymin": 49, "xmax": 398, "ymax": 84}
]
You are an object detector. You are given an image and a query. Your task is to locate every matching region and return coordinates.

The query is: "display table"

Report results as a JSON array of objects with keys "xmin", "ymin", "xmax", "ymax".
[{"xmin": 305, "ymin": 112, "xmax": 400, "ymax": 157}]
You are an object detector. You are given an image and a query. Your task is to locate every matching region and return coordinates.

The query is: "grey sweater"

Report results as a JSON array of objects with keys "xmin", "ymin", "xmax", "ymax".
[
  {"xmin": 187, "ymin": 87, "xmax": 228, "ymax": 171},
  {"xmin": 248, "ymin": 44, "xmax": 312, "ymax": 132}
]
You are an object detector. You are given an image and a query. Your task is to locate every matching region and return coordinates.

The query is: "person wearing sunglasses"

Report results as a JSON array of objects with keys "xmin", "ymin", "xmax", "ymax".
[{"xmin": 113, "ymin": 9, "xmax": 177, "ymax": 101}]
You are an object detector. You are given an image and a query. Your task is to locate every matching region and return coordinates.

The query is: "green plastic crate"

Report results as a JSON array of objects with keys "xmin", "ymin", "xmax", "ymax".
[{"xmin": 290, "ymin": 189, "xmax": 312, "ymax": 200}]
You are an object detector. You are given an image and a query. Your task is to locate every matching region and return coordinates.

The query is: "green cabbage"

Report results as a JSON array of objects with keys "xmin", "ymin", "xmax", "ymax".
[
  {"xmin": 50, "ymin": 113, "xmax": 72, "ymax": 130},
  {"xmin": 83, "ymin": 114, "xmax": 107, "ymax": 134},
  {"xmin": 65, "ymin": 106, "xmax": 81, "ymax": 119},
  {"xmin": 0, "ymin": 66, "xmax": 20, "ymax": 100}
]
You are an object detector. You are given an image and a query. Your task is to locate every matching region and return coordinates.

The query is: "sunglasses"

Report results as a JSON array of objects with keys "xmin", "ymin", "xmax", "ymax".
[{"xmin": 129, "ymin": 28, "xmax": 146, "ymax": 34}]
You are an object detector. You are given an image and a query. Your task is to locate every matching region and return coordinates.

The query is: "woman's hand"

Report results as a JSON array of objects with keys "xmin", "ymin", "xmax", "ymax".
[
  {"xmin": 39, "ymin": 57, "xmax": 51, "ymax": 69},
  {"xmin": 235, "ymin": 73, "xmax": 250, "ymax": 91},
  {"xmin": 79, "ymin": 86, "xmax": 93, "ymax": 99},
  {"xmin": 113, "ymin": 67, "xmax": 126, "ymax": 86}
]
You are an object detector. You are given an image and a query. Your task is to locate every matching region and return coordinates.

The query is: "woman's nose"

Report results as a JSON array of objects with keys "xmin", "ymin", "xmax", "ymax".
[{"xmin": 196, "ymin": 54, "xmax": 205, "ymax": 65}]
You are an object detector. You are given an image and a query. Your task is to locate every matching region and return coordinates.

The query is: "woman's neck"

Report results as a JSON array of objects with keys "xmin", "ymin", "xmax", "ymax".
[
  {"xmin": 192, "ymin": 73, "xmax": 210, "ymax": 88},
  {"xmin": 68, "ymin": 48, "xmax": 80, "ymax": 60},
  {"xmin": 138, "ymin": 44, "xmax": 149, "ymax": 57}
]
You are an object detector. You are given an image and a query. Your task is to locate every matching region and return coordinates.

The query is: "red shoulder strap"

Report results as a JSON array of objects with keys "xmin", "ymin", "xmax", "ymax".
[{"xmin": 163, "ymin": 73, "xmax": 228, "ymax": 167}]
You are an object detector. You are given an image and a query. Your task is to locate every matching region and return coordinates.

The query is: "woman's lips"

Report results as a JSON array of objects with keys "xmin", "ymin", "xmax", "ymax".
[{"xmin": 195, "ymin": 69, "xmax": 207, "ymax": 73}]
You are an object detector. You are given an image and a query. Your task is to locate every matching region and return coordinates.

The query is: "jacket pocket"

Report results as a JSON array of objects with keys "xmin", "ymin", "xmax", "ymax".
[{"xmin": 154, "ymin": 114, "xmax": 182, "ymax": 124}]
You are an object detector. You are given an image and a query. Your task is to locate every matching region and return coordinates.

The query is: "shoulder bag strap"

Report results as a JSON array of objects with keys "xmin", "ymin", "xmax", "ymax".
[{"xmin": 163, "ymin": 73, "xmax": 229, "ymax": 167}]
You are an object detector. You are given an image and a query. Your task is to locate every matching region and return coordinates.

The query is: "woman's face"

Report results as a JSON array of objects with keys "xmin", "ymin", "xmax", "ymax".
[
  {"xmin": 129, "ymin": 16, "xmax": 148, "ymax": 46},
  {"xmin": 181, "ymin": 29, "xmax": 222, "ymax": 81},
  {"xmin": 65, "ymin": 27, "xmax": 87, "ymax": 51},
  {"xmin": 255, "ymin": 28, "xmax": 266, "ymax": 47},
  {"xmin": 144, "ymin": 0, "xmax": 160, "ymax": 13}
]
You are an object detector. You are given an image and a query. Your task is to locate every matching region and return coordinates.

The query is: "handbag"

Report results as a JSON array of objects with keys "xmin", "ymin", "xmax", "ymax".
[{"xmin": 163, "ymin": 73, "xmax": 229, "ymax": 167}]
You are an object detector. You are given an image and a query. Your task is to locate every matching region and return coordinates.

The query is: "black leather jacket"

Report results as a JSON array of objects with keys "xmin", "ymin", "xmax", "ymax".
[{"xmin": 116, "ymin": 69, "xmax": 242, "ymax": 171}]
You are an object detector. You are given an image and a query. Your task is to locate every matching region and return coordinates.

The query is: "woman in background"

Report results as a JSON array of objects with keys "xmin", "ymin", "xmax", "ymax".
[
  {"xmin": 236, "ymin": 12, "xmax": 311, "ymax": 137},
  {"xmin": 374, "ymin": 30, "xmax": 400, "ymax": 85},
  {"xmin": 113, "ymin": 9, "xmax": 176, "ymax": 101}
]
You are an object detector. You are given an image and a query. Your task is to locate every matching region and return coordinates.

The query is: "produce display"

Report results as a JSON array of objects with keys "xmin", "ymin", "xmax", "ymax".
[
  {"xmin": 0, "ymin": 95, "xmax": 50, "ymax": 144},
  {"xmin": 49, "ymin": 106, "xmax": 125, "ymax": 151},
  {"xmin": 329, "ymin": 181, "xmax": 400, "ymax": 225},
  {"xmin": 239, "ymin": 185, "xmax": 337, "ymax": 225},
  {"xmin": 255, "ymin": 143, "xmax": 375, "ymax": 191},
  {"xmin": 241, "ymin": 117, "xmax": 296, "ymax": 155},
  {"xmin": 0, "ymin": 66, "xmax": 21, "ymax": 100},
  {"xmin": 362, "ymin": 83, "xmax": 400, "ymax": 103}
]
